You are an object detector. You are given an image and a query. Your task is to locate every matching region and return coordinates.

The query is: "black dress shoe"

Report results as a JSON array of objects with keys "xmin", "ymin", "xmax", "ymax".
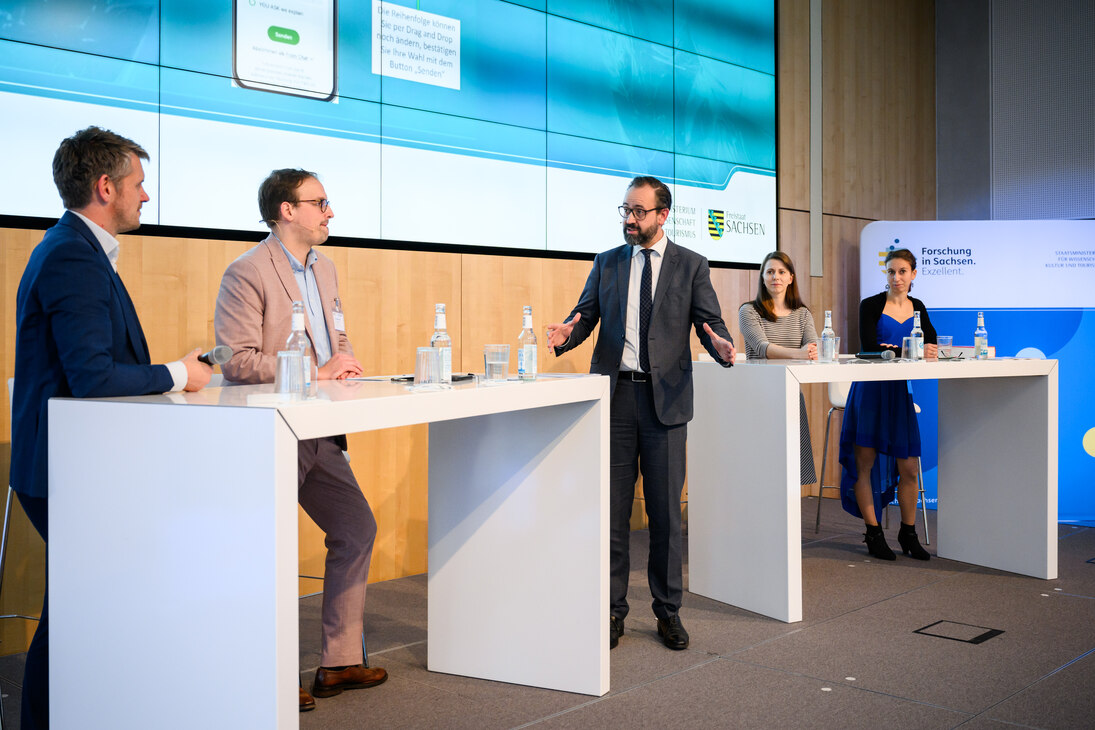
[
  {"xmin": 657, "ymin": 615, "xmax": 689, "ymax": 650},
  {"xmin": 609, "ymin": 616, "xmax": 624, "ymax": 649}
]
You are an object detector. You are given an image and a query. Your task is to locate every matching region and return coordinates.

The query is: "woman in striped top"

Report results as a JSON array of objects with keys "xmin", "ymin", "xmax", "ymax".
[{"xmin": 738, "ymin": 251, "xmax": 819, "ymax": 486}]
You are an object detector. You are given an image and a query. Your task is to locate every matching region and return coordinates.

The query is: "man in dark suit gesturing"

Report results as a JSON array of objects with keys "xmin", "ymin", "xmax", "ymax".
[
  {"xmin": 548, "ymin": 176, "xmax": 735, "ymax": 651},
  {"xmin": 12, "ymin": 127, "xmax": 211, "ymax": 729}
]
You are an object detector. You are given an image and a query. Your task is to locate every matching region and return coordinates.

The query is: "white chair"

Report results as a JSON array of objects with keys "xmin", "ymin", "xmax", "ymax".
[
  {"xmin": 815, "ymin": 381, "xmax": 850, "ymax": 532},
  {"xmin": 814, "ymin": 380, "xmax": 929, "ymax": 544}
]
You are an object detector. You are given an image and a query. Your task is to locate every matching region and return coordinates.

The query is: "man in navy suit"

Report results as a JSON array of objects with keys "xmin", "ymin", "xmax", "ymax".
[
  {"xmin": 11, "ymin": 126, "xmax": 211, "ymax": 729},
  {"xmin": 548, "ymin": 176, "xmax": 735, "ymax": 651}
]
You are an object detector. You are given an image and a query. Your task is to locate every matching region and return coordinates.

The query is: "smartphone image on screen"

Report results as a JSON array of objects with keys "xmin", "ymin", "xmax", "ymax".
[{"xmin": 233, "ymin": 0, "xmax": 337, "ymax": 101}]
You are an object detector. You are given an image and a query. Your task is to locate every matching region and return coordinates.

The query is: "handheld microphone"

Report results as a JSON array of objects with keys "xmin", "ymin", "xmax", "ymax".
[
  {"xmin": 198, "ymin": 345, "xmax": 232, "ymax": 366},
  {"xmin": 855, "ymin": 350, "xmax": 895, "ymax": 361}
]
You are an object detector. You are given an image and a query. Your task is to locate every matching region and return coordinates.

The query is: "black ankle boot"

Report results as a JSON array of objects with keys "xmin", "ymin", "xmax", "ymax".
[
  {"xmin": 864, "ymin": 524, "xmax": 895, "ymax": 560},
  {"xmin": 898, "ymin": 523, "xmax": 930, "ymax": 560}
]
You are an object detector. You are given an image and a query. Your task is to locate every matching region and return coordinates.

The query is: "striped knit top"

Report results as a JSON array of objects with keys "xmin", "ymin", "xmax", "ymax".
[{"xmin": 738, "ymin": 303, "xmax": 819, "ymax": 360}]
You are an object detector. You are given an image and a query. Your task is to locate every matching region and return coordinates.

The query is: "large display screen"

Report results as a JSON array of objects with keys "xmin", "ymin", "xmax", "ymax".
[{"xmin": 0, "ymin": 0, "xmax": 775, "ymax": 264}]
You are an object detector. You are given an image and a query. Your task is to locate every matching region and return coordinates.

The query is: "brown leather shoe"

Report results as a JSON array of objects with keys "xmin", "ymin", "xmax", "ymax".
[
  {"xmin": 313, "ymin": 665, "xmax": 388, "ymax": 698},
  {"xmin": 299, "ymin": 686, "xmax": 316, "ymax": 712}
]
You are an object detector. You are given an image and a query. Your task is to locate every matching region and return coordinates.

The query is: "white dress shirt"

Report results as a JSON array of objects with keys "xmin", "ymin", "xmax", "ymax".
[{"xmin": 621, "ymin": 229, "xmax": 667, "ymax": 372}]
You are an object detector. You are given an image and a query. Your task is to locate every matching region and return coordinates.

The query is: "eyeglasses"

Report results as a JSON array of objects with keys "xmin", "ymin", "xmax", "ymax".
[
  {"xmin": 295, "ymin": 198, "xmax": 331, "ymax": 213},
  {"xmin": 618, "ymin": 205, "xmax": 664, "ymax": 221}
]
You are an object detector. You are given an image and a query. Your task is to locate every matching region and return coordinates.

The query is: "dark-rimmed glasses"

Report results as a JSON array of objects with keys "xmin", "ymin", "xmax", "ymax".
[
  {"xmin": 296, "ymin": 198, "xmax": 331, "ymax": 213},
  {"xmin": 618, "ymin": 205, "xmax": 664, "ymax": 221}
]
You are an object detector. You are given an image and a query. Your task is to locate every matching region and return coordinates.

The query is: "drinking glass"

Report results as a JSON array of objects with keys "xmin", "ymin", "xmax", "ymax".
[
  {"xmin": 483, "ymin": 344, "xmax": 510, "ymax": 382},
  {"xmin": 901, "ymin": 337, "xmax": 916, "ymax": 361},
  {"xmin": 275, "ymin": 350, "xmax": 304, "ymax": 399},
  {"xmin": 414, "ymin": 347, "xmax": 443, "ymax": 387}
]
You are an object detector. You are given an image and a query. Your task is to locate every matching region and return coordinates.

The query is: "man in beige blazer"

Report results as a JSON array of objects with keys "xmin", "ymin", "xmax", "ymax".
[{"xmin": 214, "ymin": 169, "xmax": 385, "ymax": 712}]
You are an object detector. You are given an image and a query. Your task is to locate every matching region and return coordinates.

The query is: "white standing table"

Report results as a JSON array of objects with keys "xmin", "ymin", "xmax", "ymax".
[
  {"xmin": 688, "ymin": 358, "xmax": 1057, "ymax": 623},
  {"xmin": 48, "ymin": 375, "xmax": 610, "ymax": 728}
]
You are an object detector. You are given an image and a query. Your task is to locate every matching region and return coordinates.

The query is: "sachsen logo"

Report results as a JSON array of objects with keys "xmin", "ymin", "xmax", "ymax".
[
  {"xmin": 707, "ymin": 209, "xmax": 725, "ymax": 240},
  {"xmin": 708, "ymin": 211, "xmax": 767, "ymax": 240}
]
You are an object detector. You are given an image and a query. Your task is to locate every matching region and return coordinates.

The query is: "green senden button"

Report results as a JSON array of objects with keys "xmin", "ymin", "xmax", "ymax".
[{"xmin": 268, "ymin": 26, "xmax": 299, "ymax": 44}]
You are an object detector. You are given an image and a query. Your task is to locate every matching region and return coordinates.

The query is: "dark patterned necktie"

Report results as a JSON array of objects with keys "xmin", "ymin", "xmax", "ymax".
[{"xmin": 639, "ymin": 248, "xmax": 653, "ymax": 372}]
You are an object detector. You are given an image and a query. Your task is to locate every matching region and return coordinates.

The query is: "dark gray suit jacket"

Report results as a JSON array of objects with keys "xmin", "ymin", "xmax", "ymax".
[{"xmin": 556, "ymin": 239, "xmax": 733, "ymax": 426}]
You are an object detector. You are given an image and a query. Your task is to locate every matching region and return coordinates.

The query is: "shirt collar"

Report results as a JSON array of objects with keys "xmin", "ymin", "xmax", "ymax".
[
  {"xmin": 631, "ymin": 228, "xmax": 667, "ymax": 258},
  {"xmin": 271, "ymin": 234, "xmax": 317, "ymax": 272},
  {"xmin": 70, "ymin": 210, "xmax": 120, "ymax": 272}
]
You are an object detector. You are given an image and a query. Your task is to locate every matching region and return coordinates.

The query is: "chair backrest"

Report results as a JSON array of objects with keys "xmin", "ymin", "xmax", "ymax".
[{"xmin": 828, "ymin": 381, "xmax": 851, "ymax": 409}]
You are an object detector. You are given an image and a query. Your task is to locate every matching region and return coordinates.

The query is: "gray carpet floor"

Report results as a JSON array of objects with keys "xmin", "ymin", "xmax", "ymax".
[{"xmin": 2, "ymin": 497, "xmax": 1094, "ymax": 729}]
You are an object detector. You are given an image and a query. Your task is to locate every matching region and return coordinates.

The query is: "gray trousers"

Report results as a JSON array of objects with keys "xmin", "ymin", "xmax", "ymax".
[
  {"xmin": 298, "ymin": 436, "xmax": 377, "ymax": 667},
  {"xmin": 609, "ymin": 379, "xmax": 687, "ymax": 622}
]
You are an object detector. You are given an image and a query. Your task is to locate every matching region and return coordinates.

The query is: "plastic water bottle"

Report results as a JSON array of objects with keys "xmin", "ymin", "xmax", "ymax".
[
  {"xmin": 820, "ymin": 310, "xmax": 836, "ymax": 362},
  {"xmin": 285, "ymin": 301, "xmax": 316, "ymax": 397},
  {"xmin": 910, "ymin": 311, "xmax": 924, "ymax": 360},
  {"xmin": 517, "ymin": 305, "xmax": 538, "ymax": 381},
  {"xmin": 430, "ymin": 303, "xmax": 453, "ymax": 384},
  {"xmin": 974, "ymin": 311, "xmax": 989, "ymax": 360}
]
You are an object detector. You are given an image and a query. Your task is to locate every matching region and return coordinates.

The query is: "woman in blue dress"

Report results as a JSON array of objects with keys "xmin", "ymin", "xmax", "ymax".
[{"xmin": 839, "ymin": 248, "xmax": 937, "ymax": 561}]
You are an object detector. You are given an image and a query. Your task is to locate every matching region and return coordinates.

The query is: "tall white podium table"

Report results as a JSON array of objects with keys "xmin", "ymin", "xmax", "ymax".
[
  {"xmin": 48, "ymin": 375, "xmax": 610, "ymax": 728},
  {"xmin": 689, "ymin": 358, "xmax": 1057, "ymax": 623}
]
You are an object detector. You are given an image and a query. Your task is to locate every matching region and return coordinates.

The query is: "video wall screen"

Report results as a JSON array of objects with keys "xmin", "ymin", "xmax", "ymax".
[{"xmin": 0, "ymin": 0, "xmax": 775, "ymax": 265}]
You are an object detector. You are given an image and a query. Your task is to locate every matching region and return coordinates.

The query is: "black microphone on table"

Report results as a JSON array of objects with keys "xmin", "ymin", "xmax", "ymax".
[
  {"xmin": 855, "ymin": 350, "xmax": 895, "ymax": 361},
  {"xmin": 198, "ymin": 345, "xmax": 232, "ymax": 366}
]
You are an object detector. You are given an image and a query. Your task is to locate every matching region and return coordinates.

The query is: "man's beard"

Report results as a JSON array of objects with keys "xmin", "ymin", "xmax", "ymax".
[{"xmin": 623, "ymin": 223, "xmax": 655, "ymax": 247}]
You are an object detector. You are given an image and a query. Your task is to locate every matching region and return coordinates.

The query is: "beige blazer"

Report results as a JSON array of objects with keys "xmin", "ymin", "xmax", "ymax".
[{"xmin": 214, "ymin": 236, "xmax": 353, "ymax": 384}]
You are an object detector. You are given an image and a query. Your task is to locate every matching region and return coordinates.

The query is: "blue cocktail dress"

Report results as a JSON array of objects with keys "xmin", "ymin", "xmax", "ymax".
[{"xmin": 837, "ymin": 314, "xmax": 921, "ymax": 519}]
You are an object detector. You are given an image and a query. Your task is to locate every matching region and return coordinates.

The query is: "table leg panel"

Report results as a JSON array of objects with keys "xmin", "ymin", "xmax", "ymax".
[
  {"xmin": 49, "ymin": 401, "xmax": 299, "ymax": 728},
  {"xmin": 689, "ymin": 365, "xmax": 802, "ymax": 622},
  {"xmin": 427, "ymin": 398, "xmax": 609, "ymax": 695},
  {"xmin": 938, "ymin": 374, "xmax": 1057, "ymax": 579}
]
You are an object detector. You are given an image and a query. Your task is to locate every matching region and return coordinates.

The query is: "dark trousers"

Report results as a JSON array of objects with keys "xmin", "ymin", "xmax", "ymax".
[
  {"xmin": 609, "ymin": 378, "xmax": 687, "ymax": 621},
  {"xmin": 16, "ymin": 492, "xmax": 48, "ymax": 730}
]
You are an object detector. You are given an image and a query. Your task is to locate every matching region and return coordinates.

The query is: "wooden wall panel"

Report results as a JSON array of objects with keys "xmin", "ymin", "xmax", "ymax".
[
  {"xmin": 822, "ymin": 0, "xmax": 936, "ymax": 221},
  {"xmin": 1, "ymin": 229, "xmax": 42, "ymax": 427},
  {"xmin": 1, "ymin": 228, "xmax": 50, "ymax": 653},
  {"xmin": 778, "ymin": 0, "xmax": 811, "ymax": 212}
]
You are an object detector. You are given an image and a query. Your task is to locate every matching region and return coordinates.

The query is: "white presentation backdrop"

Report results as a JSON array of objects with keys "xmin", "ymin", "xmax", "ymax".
[
  {"xmin": 860, "ymin": 220, "xmax": 1095, "ymax": 308},
  {"xmin": 860, "ymin": 220, "xmax": 1095, "ymax": 522}
]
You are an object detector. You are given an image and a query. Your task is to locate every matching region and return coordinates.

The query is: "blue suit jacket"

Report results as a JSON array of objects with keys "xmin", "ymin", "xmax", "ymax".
[
  {"xmin": 11, "ymin": 211, "xmax": 173, "ymax": 499},
  {"xmin": 556, "ymin": 239, "xmax": 733, "ymax": 426}
]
